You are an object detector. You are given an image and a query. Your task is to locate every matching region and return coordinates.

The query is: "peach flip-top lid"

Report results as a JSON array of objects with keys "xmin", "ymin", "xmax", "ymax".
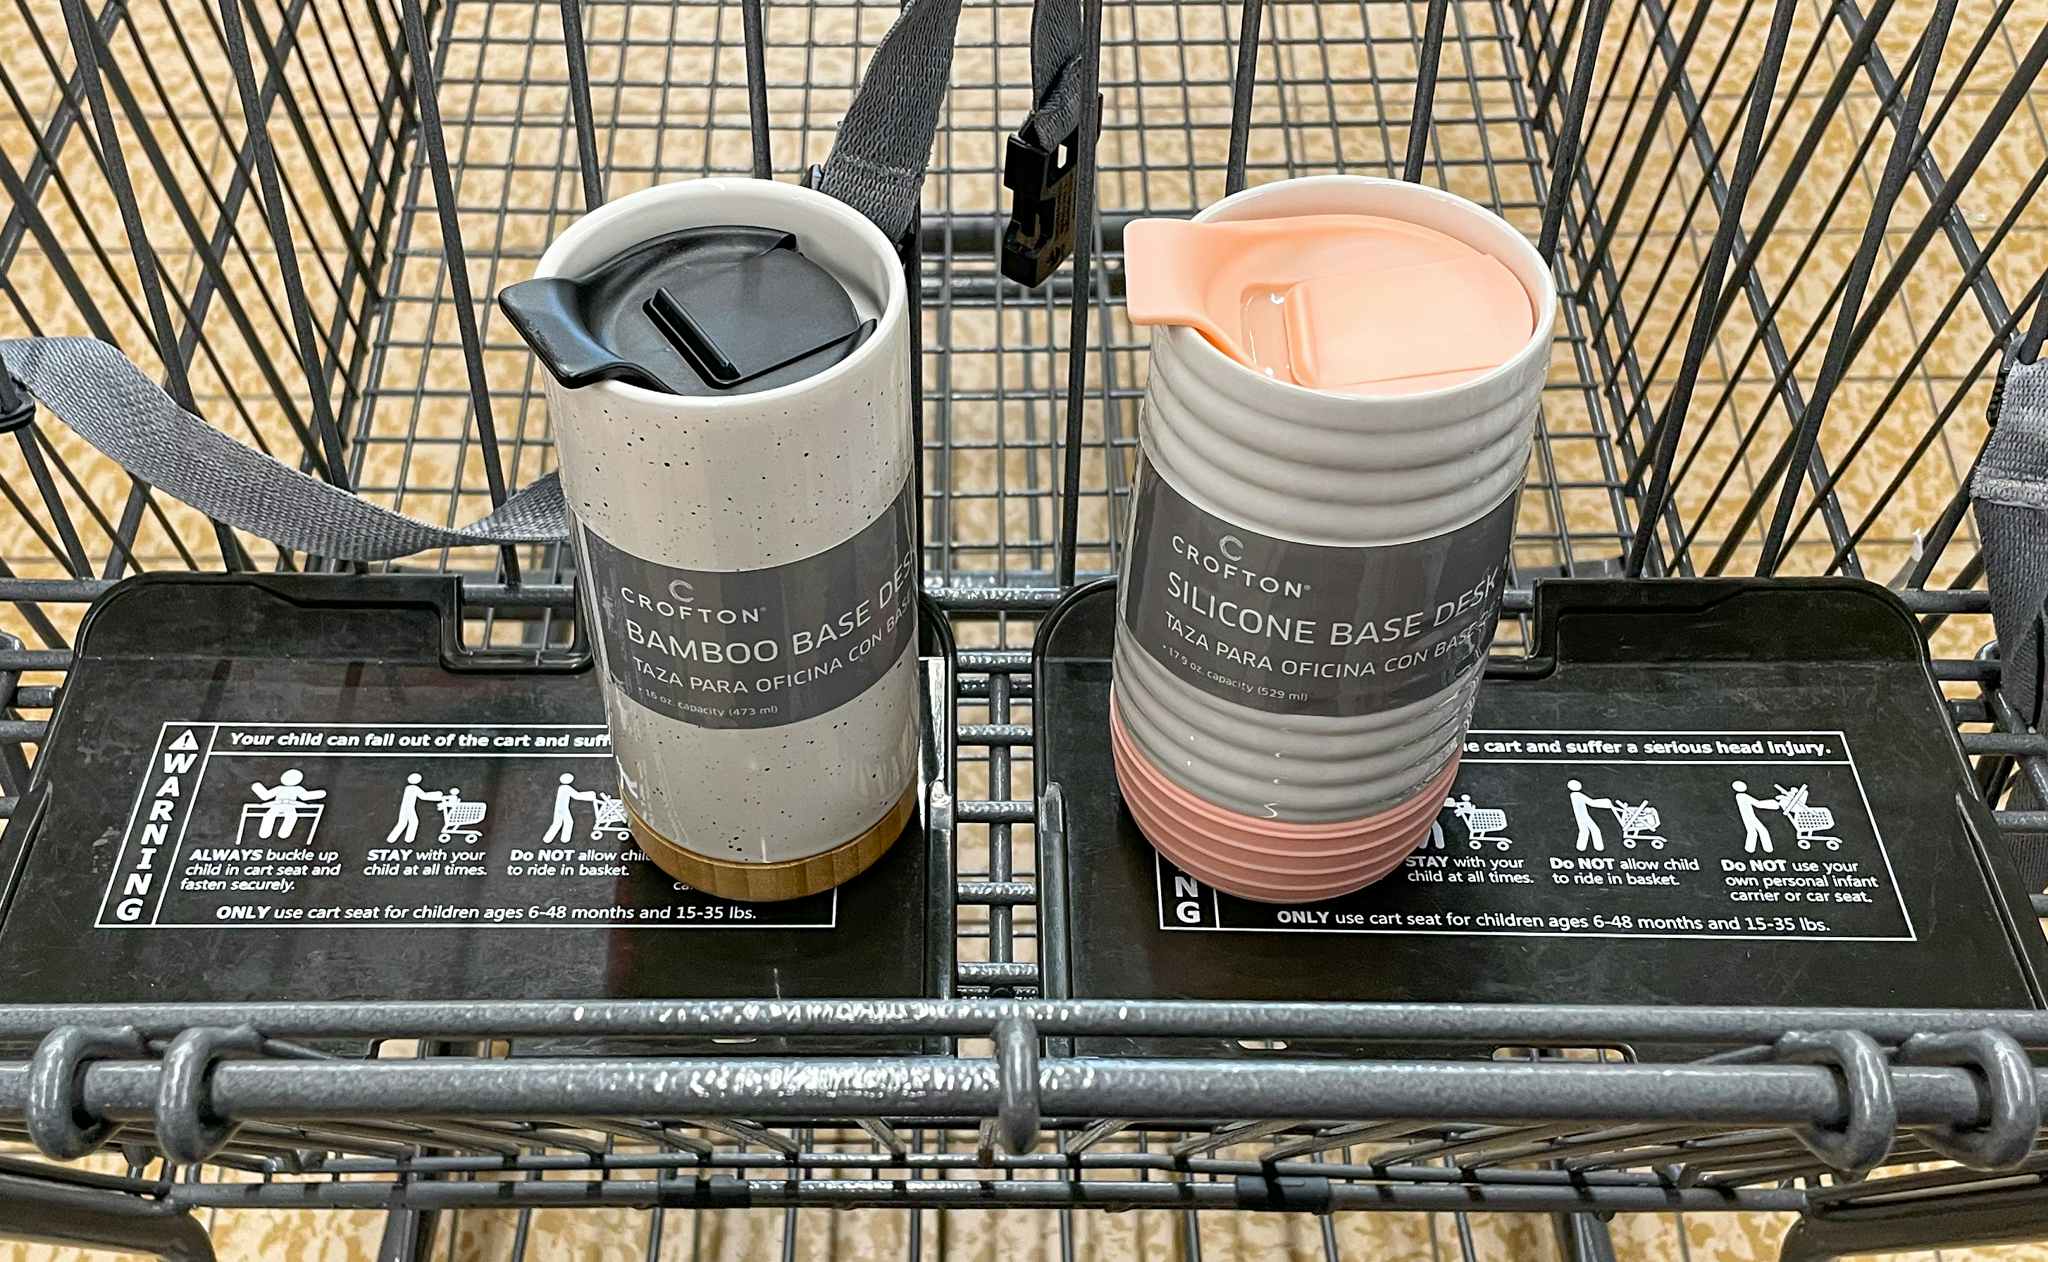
[{"xmin": 1123, "ymin": 214, "xmax": 1536, "ymax": 396}]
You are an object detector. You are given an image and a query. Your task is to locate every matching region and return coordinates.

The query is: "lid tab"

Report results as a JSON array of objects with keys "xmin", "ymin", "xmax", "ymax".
[
  {"xmin": 1122, "ymin": 214, "xmax": 1535, "ymax": 396},
  {"xmin": 499, "ymin": 226, "xmax": 874, "ymax": 398}
]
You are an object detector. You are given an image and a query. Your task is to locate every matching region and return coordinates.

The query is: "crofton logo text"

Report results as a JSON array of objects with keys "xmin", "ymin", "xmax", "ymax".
[
  {"xmin": 1169, "ymin": 533, "xmax": 1308, "ymax": 598},
  {"xmin": 618, "ymin": 584, "xmax": 765, "ymax": 625}
]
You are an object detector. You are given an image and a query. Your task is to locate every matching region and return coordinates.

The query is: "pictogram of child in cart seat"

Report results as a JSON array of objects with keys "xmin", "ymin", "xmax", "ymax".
[{"xmin": 249, "ymin": 769, "xmax": 326, "ymax": 840}]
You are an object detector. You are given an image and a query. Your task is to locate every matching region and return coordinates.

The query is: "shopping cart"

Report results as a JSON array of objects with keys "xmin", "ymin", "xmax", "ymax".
[
  {"xmin": 1611, "ymin": 800, "xmax": 1666, "ymax": 850},
  {"xmin": 3, "ymin": 1, "xmax": 2048, "ymax": 1260},
  {"xmin": 590, "ymin": 792, "xmax": 632, "ymax": 841},
  {"xmin": 1447, "ymin": 795, "xmax": 1512, "ymax": 851},
  {"xmin": 1775, "ymin": 785, "xmax": 1842, "ymax": 851},
  {"xmin": 435, "ymin": 795, "xmax": 488, "ymax": 846}
]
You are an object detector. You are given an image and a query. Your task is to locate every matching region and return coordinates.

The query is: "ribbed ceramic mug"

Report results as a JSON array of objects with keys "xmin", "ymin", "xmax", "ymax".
[
  {"xmin": 534, "ymin": 179, "xmax": 921, "ymax": 902},
  {"xmin": 1112, "ymin": 175, "xmax": 1556, "ymax": 904}
]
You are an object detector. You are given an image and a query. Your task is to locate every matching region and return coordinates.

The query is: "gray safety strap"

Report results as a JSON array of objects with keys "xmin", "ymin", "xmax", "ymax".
[
  {"xmin": 814, "ymin": 0, "xmax": 1084, "ymax": 241},
  {"xmin": 812, "ymin": 0, "xmax": 968, "ymax": 244},
  {"xmin": 2000, "ymin": 775, "xmax": 2048, "ymax": 891},
  {"xmin": 0, "ymin": 336, "xmax": 569, "ymax": 562},
  {"xmin": 1972, "ymin": 357, "xmax": 2048, "ymax": 728},
  {"xmin": 1023, "ymin": 0, "xmax": 1086, "ymax": 150},
  {"xmin": 0, "ymin": 6, "xmax": 1076, "ymax": 560}
]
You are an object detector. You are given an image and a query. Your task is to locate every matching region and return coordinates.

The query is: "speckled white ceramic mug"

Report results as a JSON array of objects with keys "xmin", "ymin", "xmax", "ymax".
[
  {"xmin": 535, "ymin": 179, "xmax": 920, "ymax": 902},
  {"xmin": 1112, "ymin": 175, "xmax": 1556, "ymax": 901}
]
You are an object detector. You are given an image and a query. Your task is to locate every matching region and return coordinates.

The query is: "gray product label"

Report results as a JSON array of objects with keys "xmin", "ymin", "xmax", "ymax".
[
  {"xmin": 582, "ymin": 478, "xmax": 918, "ymax": 730},
  {"xmin": 1120, "ymin": 460, "xmax": 1514, "ymax": 716}
]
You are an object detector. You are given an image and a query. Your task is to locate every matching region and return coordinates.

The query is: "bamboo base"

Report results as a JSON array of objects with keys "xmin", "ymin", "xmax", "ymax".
[{"xmin": 625, "ymin": 783, "xmax": 917, "ymax": 902}]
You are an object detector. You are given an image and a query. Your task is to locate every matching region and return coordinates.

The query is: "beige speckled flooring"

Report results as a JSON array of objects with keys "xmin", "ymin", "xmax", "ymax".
[{"xmin": 5, "ymin": 0, "xmax": 2048, "ymax": 1257}]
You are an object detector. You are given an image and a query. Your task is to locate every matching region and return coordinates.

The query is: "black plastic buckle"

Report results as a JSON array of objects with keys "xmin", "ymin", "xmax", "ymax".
[
  {"xmin": 0, "ymin": 376, "xmax": 34, "ymax": 435},
  {"xmin": 1001, "ymin": 111, "xmax": 1095, "ymax": 289},
  {"xmin": 1989, "ymin": 349, "xmax": 2014, "ymax": 428},
  {"xmin": 1986, "ymin": 333, "xmax": 2044, "ymax": 427}
]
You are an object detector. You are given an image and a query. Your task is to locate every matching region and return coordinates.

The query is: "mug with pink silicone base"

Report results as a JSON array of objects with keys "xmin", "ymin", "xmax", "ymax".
[{"xmin": 1111, "ymin": 175, "xmax": 1557, "ymax": 904}]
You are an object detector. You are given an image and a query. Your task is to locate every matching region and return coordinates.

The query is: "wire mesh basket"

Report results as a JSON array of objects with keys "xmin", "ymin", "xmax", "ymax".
[{"xmin": 3, "ymin": 0, "xmax": 2048, "ymax": 1258}]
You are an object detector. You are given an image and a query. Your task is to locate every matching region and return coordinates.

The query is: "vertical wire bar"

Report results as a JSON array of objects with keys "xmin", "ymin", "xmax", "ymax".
[
  {"xmin": 0, "ymin": 0, "xmax": 115, "ymax": 275},
  {"xmin": 11, "ymin": 431, "xmax": 91, "ymax": 577},
  {"xmin": 1402, "ymin": 0, "xmax": 1450, "ymax": 184},
  {"xmin": 1507, "ymin": 0, "xmax": 1663, "ymax": 577},
  {"xmin": 1755, "ymin": 0, "xmax": 1956, "ymax": 576},
  {"xmin": 1580, "ymin": 0, "xmax": 1662, "ymax": 201},
  {"xmin": 988, "ymin": 671, "xmax": 1012, "ymax": 966},
  {"xmin": 741, "ymin": 0, "xmax": 774, "ymax": 180},
  {"xmin": 559, "ymin": 0, "xmax": 608, "ymax": 208},
  {"xmin": 56, "ymin": 10, "xmax": 329, "ymax": 457},
  {"xmin": 1088, "ymin": 209, "xmax": 1129, "ymax": 576},
  {"xmin": 214, "ymin": 0, "xmax": 356, "ymax": 491},
  {"xmin": 1053, "ymin": 0, "xmax": 1103, "ymax": 589},
  {"xmin": 1536, "ymin": 0, "xmax": 1609, "ymax": 263},
  {"xmin": 1529, "ymin": 0, "xmax": 1586, "ymax": 116},
  {"xmin": 1710, "ymin": 4, "xmax": 2025, "ymax": 573},
  {"xmin": 1452, "ymin": 1209, "xmax": 1479, "ymax": 1262},
  {"xmin": 1890, "ymin": 271, "xmax": 2045, "ymax": 589},
  {"xmin": 1629, "ymin": 0, "xmax": 1877, "ymax": 578},
  {"xmin": 1615, "ymin": 0, "xmax": 1892, "ymax": 489},
  {"xmin": 397, "ymin": 0, "xmax": 524, "ymax": 585},
  {"xmin": 1625, "ymin": 0, "xmax": 1799, "ymax": 576},
  {"xmin": 1838, "ymin": 0, "xmax": 2006, "ymax": 332},
  {"xmin": 52, "ymin": 0, "xmax": 195, "ymax": 412},
  {"xmin": 0, "ymin": 468, "xmax": 74, "ymax": 568},
  {"xmin": 0, "ymin": 163, "xmax": 206, "ymax": 578},
  {"xmin": 1223, "ymin": 0, "xmax": 1265, "ymax": 195},
  {"xmin": 1795, "ymin": 175, "xmax": 2048, "ymax": 565},
  {"xmin": 2025, "ymin": 277, "xmax": 2048, "ymax": 363},
  {"xmin": 1573, "ymin": 0, "xmax": 1716, "ymax": 302},
  {"xmin": 53, "ymin": 0, "xmax": 246, "ymax": 571},
  {"xmin": 905, "ymin": 218, "xmax": 927, "ymax": 593},
  {"xmin": 907, "ymin": 1180, "xmax": 921, "ymax": 1262},
  {"xmin": 233, "ymin": 1, "xmax": 381, "ymax": 296},
  {"xmin": 1835, "ymin": 277, "xmax": 2042, "ymax": 581}
]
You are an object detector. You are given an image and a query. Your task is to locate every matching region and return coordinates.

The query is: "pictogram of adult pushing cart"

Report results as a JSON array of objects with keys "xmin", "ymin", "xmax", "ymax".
[
  {"xmin": 436, "ymin": 789, "xmax": 488, "ymax": 845},
  {"xmin": 1773, "ymin": 784, "xmax": 1840, "ymax": 850}
]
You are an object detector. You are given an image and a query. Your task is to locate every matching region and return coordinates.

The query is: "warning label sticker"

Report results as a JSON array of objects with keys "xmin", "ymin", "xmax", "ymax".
[
  {"xmin": 1156, "ymin": 728, "xmax": 1913, "ymax": 941},
  {"xmin": 97, "ymin": 722, "xmax": 836, "ymax": 930}
]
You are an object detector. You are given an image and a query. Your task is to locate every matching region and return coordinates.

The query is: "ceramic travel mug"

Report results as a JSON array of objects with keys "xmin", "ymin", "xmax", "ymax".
[
  {"xmin": 501, "ymin": 179, "xmax": 920, "ymax": 902},
  {"xmin": 1112, "ymin": 175, "xmax": 1556, "ymax": 904}
]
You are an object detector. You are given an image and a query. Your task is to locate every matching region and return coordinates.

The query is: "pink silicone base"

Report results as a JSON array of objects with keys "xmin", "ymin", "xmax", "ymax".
[{"xmin": 1109, "ymin": 693, "xmax": 1459, "ymax": 903}]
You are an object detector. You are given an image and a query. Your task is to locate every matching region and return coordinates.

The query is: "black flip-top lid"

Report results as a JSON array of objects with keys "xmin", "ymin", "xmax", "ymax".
[{"xmin": 498, "ymin": 226, "xmax": 875, "ymax": 397}]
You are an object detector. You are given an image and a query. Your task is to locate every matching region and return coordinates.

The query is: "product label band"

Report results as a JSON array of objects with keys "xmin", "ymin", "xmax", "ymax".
[
  {"xmin": 1119, "ymin": 459, "xmax": 1514, "ymax": 715},
  {"xmin": 581, "ymin": 478, "xmax": 918, "ymax": 730}
]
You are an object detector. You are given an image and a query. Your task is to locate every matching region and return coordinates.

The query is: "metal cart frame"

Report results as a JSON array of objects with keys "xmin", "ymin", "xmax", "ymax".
[{"xmin": 3, "ymin": 0, "xmax": 2048, "ymax": 1257}]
